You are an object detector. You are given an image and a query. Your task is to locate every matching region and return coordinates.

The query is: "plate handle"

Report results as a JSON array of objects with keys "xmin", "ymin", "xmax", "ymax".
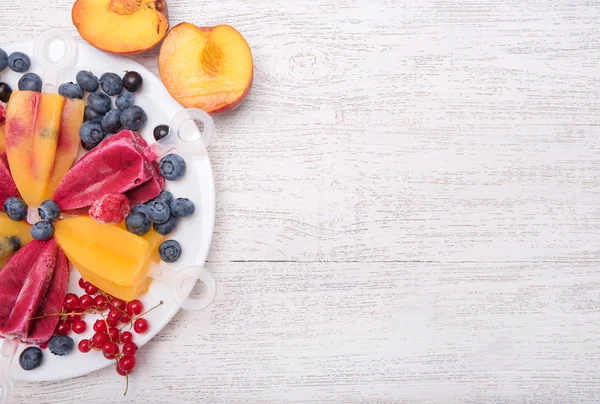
[
  {"xmin": 143, "ymin": 108, "xmax": 215, "ymax": 161},
  {"xmin": 148, "ymin": 265, "xmax": 217, "ymax": 311},
  {"xmin": 33, "ymin": 28, "xmax": 78, "ymax": 93}
]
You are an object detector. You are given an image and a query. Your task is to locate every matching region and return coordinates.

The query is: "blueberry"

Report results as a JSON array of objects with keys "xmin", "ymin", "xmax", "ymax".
[
  {"xmin": 146, "ymin": 201, "xmax": 170, "ymax": 224},
  {"xmin": 31, "ymin": 221, "xmax": 54, "ymax": 241},
  {"xmin": 120, "ymin": 105, "xmax": 147, "ymax": 131},
  {"xmin": 153, "ymin": 191, "xmax": 173, "ymax": 205},
  {"xmin": 79, "ymin": 121, "xmax": 104, "ymax": 150},
  {"xmin": 153, "ymin": 215, "xmax": 178, "ymax": 235},
  {"xmin": 131, "ymin": 204, "xmax": 149, "ymax": 217},
  {"xmin": 153, "ymin": 124, "xmax": 169, "ymax": 141},
  {"xmin": 8, "ymin": 235, "xmax": 21, "ymax": 252},
  {"xmin": 159, "ymin": 240, "xmax": 182, "ymax": 263},
  {"xmin": 58, "ymin": 82, "xmax": 84, "ymax": 99},
  {"xmin": 159, "ymin": 154, "xmax": 186, "ymax": 181},
  {"xmin": 170, "ymin": 198, "xmax": 195, "ymax": 218},
  {"xmin": 4, "ymin": 197, "xmax": 27, "ymax": 221},
  {"xmin": 38, "ymin": 200, "xmax": 61, "ymax": 222},
  {"xmin": 19, "ymin": 346, "xmax": 43, "ymax": 371},
  {"xmin": 48, "ymin": 335, "xmax": 74, "ymax": 356},
  {"xmin": 84, "ymin": 105, "xmax": 104, "ymax": 123},
  {"xmin": 76, "ymin": 70, "xmax": 99, "ymax": 93},
  {"xmin": 123, "ymin": 71, "xmax": 143, "ymax": 92},
  {"xmin": 115, "ymin": 91, "xmax": 134, "ymax": 111},
  {"xmin": 0, "ymin": 82, "xmax": 12, "ymax": 103},
  {"xmin": 0, "ymin": 49, "xmax": 7, "ymax": 71},
  {"xmin": 87, "ymin": 91, "xmax": 111, "ymax": 114},
  {"xmin": 7, "ymin": 52, "xmax": 30, "ymax": 73},
  {"xmin": 125, "ymin": 212, "xmax": 151, "ymax": 236},
  {"xmin": 17, "ymin": 73, "xmax": 42, "ymax": 92},
  {"xmin": 102, "ymin": 108, "xmax": 122, "ymax": 133},
  {"xmin": 99, "ymin": 72, "xmax": 123, "ymax": 96}
]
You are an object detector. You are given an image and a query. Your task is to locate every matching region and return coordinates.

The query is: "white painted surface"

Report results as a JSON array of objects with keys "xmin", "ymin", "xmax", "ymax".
[{"xmin": 2, "ymin": 0, "xmax": 600, "ymax": 402}]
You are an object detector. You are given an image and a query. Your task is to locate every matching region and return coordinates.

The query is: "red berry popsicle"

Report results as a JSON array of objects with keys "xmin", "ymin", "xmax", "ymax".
[{"xmin": 53, "ymin": 130, "xmax": 164, "ymax": 212}]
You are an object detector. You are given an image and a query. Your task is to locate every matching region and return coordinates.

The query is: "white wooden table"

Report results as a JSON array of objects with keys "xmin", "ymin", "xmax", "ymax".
[{"xmin": 3, "ymin": 0, "xmax": 600, "ymax": 402}]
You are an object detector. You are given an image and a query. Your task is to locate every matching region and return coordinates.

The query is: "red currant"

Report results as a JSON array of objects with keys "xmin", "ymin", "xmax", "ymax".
[
  {"xmin": 79, "ymin": 294, "xmax": 94, "ymax": 310},
  {"xmin": 67, "ymin": 314, "xmax": 82, "ymax": 323},
  {"xmin": 93, "ymin": 319, "xmax": 108, "ymax": 333},
  {"xmin": 116, "ymin": 366, "xmax": 128, "ymax": 376},
  {"xmin": 108, "ymin": 327, "xmax": 120, "ymax": 342},
  {"xmin": 85, "ymin": 283, "xmax": 99, "ymax": 295},
  {"xmin": 122, "ymin": 341, "xmax": 137, "ymax": 356},
  {"xmin": 120, "ymin": 331, "xmax": 133, "ymax": 343},
  {"xmin": 78, "ymin": 339, "xmax": 92, "ymax": 353},
  {"xmin": 92, "ymin": 332, "xmax": 109, "ymax": 347},
  {"xmin": 63, "ymin": 293, "xmax": 79, "ymax": 312},
  {"xmin": 133, "ymin": 318, "xmax": 149, "ymax": 333},
  {"xmin": 126, "ymin": 300, "xmax": 144, "ymax": 316},
  {"xmin": 94, "ymin": 294, "xmax": 109, "ymax": 310},
  {"xmin": 111, "ymin": 298, "xmax": 126, "ymax": 311},
  {"xmin": 72, "ymin": 320, "xmax": 87, "ymax": 334},
  {"xmin": 78, "ymin": 277, "xmax": 88, "ymax": 289},
  {"xmin": 55, "ymin": 321, "xmax": 71, "ymax": 336},
  {"xmin": 102, "ymin": 342, "xmax": 119, "ymax": 359},
  {"xmin": 38, "ymin": 342, "xmax": 49, "ymax": 350},
  {"xmin": 107, "ymin": 309, "xmax": 121, "ymax": 326},
  {"xmin": 118, "ymin": 356, "xmax": 136, "ymax": 372}
]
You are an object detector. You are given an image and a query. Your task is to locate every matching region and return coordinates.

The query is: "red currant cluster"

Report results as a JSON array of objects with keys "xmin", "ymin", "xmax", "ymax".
[{"xmin": 50, "ymin": 277, "xmax": 162, "ymax": 383}]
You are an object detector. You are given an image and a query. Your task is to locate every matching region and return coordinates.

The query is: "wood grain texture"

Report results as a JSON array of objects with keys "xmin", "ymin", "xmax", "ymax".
[{"xmin": 2, "ymin": 0, "xmax": 600, "ymax": 402}]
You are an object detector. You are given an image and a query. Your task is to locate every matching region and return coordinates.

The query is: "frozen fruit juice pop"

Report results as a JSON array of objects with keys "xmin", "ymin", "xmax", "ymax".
[{"xmin": 4, "ymin": 91, "xmax": 84, "ymax": 208}]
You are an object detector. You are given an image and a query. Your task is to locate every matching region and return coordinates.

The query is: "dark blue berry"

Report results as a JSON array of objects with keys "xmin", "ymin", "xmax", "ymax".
[
  {"xmin": 153, "ymin": 124, "xmax": 169, "ymax": 141},
  {"xmin": 123, "ymin": 71, "xmax": 143, "ymax": 92},
  {"xmin": 7, "ymin": 52, "xmax": 30, "ymax": 73},
  {"xmin": 120, "ymin": 105, "xmax": 147, "ymax": 131},
  {"xmin": 19, "ymin": 346, "xmax": 43, "ymax": 371},
  {"xmin": 87, "ymin": 91, "xmax": 111, "ymax": 114},
  {"xmin": 159, "ymin": 240, "xmax": 182, "ymax": 263},
  {"xmin": 125, "ymin": 212, "xmax": 151, "ymax": 236},
  {"xmin": 170, "ymin": 198, "xmax": 195, "ymax": 218},
  {"xmin": 38, "ymin": 200, "xmax": 60, "ymax": 222},
  {"xmin": 0, "ymin": 49, "xmax": 7, "ymax": 71},
  {"xmin": 76, "ymin": 71, "xmax": 99, "ymax": 93},
  {"xmin": 115, "ymin": 91, "xmax": 134, "ymax": 111},
  {"xmin": 99, "ymin": 72, "xmax": 123, "ymax": 96},
  {"xmin": 153, "ymin": 215, "xmax": 178, "ymax": 235},
  {"xmin": 48, "ymin": 335, "xmax": 74, "ymax": 356},
  {"xmin": 0, "ymin": 82, "xmax": 12, "ymax": 103},
  {"xmin": 84, "ymin": 105, "xmax": 104, "ymax": 123},
  {"xmin": 146, "ymin": 201, "xmax": 170, "ymax": 224},
  {"xmin": 131, "ymin": 204, "xmax": 148, "ymax": 217},
  {"xmin": 31, "ymin": 221, "xmax": 54, "ymax": 241},
  {"xmin": 58, "ymin": 82, "xmax": 84, "ymax": 99},
  {"xmin": 101, "ymin": 108, "xmax": 122, "ymax": 133},
  {"xmin": 18, "ymin": 73, "xmax": 42, "ymax": 92},
  {"xmin": 4, "ymin": 197, "xmax": 27, "ymax": 221},
  {"xmin": 153, "ymin": 191, "xmax": 173, "ymax": 205},
  {"xmin": 159, "ymin": 154, "xmax": 186, "ymax": 180},
  {"xmin": 79, "ymin": 121, "xmax": 104, "ymax": 150}
]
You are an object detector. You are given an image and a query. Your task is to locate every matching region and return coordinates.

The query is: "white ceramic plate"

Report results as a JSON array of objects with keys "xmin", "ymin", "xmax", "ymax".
[{"xmin": 0, "ymin": 37, "xmax": 216, "ymax": 381}]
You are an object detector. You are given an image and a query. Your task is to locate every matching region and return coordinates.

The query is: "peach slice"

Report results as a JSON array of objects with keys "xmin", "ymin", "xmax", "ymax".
[
  {"xmin": 159, "ymin": 23, "xmax": 253, "ymax": 113},
  {"xmin": 72, "ymin": 0, "xmax": 169, "ymax": 54}
]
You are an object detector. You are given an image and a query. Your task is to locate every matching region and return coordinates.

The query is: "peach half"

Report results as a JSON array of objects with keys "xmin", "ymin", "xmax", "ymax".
[
  {"xmin": 159, "ymin": 23, "xmax": 253, "ymax": 113},
  {"xmin": 72, "ymin": 0, "xmax": 169, "ymax": 54}
]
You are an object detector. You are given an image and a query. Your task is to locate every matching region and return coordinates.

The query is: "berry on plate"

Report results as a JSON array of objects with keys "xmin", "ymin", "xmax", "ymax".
[
  {"xmin": 159, "ymin": 154, "xmax": 186, "ymax": 180},
  {"xmin": 89, "ymin": 193, "xmax": 131, "ymax": 224}
]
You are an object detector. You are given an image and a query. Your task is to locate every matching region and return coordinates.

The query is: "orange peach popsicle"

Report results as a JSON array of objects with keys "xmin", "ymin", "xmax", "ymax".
[
  {"xmin": 55, "ymin": 217, "xmax": 163, "ymax": 301},
  {"xmin": 5, "ymin": 91, "xmax": 84, "ymax": 208}
]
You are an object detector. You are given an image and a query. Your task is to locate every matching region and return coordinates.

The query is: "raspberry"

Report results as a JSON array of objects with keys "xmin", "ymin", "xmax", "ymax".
[{"xmin": 89, "ymin": 193, "xmax": 131, "ymax": 224}]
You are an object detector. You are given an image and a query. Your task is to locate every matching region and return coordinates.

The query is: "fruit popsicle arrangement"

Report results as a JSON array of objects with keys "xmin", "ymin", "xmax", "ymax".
[
  {"xmin": 0, "ymin": 48, "xmax": 197, "ymax": 388},
  {"xmin": 0, "ymin": 0, "xmax": 251, "ymax": 390}
]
